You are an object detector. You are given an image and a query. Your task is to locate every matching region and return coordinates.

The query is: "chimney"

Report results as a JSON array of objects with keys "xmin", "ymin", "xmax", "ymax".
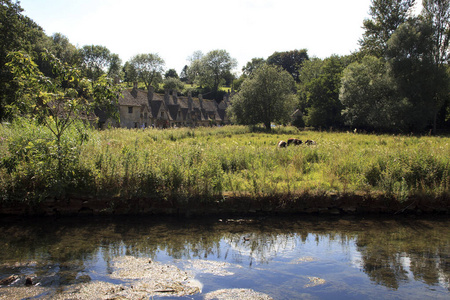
[
  {"xmin": 164, "ymin": 89, "xmax": 170, "ymax": 105},
  {"xmin": 199, "ymin": 94, "xmax": 203, "ymax": 109},
  {"xmin": 131, "ymin": 82, "xmax": 138, "ymax": 98},
  {"xmin": 172, "ymin": 90, "xmax": 178, "ymax": 105},
  {"xmin": 188, "ymin": 91, "xmax": 193, "ymax": 111},
  {"xmin": 147, "ymin": 86, "xmax": 154, "ymax": 104}
]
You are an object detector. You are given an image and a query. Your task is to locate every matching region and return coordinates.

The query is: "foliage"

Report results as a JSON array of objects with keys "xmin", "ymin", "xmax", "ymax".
[
  {"xmin": 340, "ymin": 56, "xmax": 401, "ymax": 131},
  {"xmin": 128, "ymin": 53, "xmax": 165, "ymax": 90},
  {"xmin": 343, "ymin": 0, "xmax": 450, "ymax": 133},
  {"xmin": 267, "ymin": 49, "xmax": 309, "ymax": 82},
  {"xmin": 422, "ymin": 0, "xmax": 450, "ymax": 65},
  {"xmin": 50, "ymin": 33, "xmax": 79, "ymax": 65},
  {"xmin": 6, "ymin": 50, "xmax": 119, "ymax": 179},
  {"xmin": 79, "ymin": 45, "xmax": 113, "ymax": 82},
  {"xmin": 164, "ymin": 68, "xmax": 179, "ymax": 79},
  {"xmin": 0, "ymin": 0, "xmax": 49, "ymax": 120},
  {"xmin": 188, "ymin": 50, "xmax": 237, "ymax": 94},
  {"xmin": 359, "ymin": 0, "xmax": 416, "ymax": 57},
  {"xmin": 299, "ymin": 55, "xmax": 348, "ymax": 128},
  {"xmin": 163, "ymin": 77, "xmax": 185, "ymax": 92},
  {"xmin": 227, "ymin": 64, "xmax": 297, "ymax": 130},
  {"xmin": 108, "ymin": 53, "xmax": 122, "ymax": 80},
  {"xmin": 180, "ymin": 65, "xmax": 189, "ymax": 82},
  {"xmin": 242, "ymin": 57, "xmax": 265, "ymax": 76}
]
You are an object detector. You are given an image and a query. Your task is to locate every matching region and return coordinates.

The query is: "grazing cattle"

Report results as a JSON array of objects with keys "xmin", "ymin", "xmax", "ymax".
[
  {"xmin": 278, "ymin": 140, "xmax": 287, "ymax": 148},
  {"xmin": 305, "ymin": 139, "xmax": 316, "ymax": 145},
  {"xmin": 287, "ymin": 138, "xmax": 302, "ymax": 146}
]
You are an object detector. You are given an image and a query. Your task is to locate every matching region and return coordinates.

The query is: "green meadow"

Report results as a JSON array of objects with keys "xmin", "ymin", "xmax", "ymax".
[{"xmin": 0, "ymin": 121, "xmax": 449, "ymax": 212}]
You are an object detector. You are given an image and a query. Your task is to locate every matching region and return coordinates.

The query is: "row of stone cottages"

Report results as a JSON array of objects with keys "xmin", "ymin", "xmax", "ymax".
[{"xmin": 98, "ymin": 83, "xmax": 232, "ymax": 129}]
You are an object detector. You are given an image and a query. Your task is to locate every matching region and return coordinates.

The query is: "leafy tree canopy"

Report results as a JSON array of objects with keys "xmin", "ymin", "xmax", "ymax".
[
  {"xmin": 359, "ymin": 0, "xmax": 416, "ymax": 57},
  {"xmin": 227, "ymin": 64, "xmax": 296, "ymax": 130},
  {"xmin": 267, "ymin": 49, "xmax": 309, "ymax": 82},
  {"xmin": 165, "ymin": 68, "xmax": 179, "ymax": 79},
  {"xmin": 127, "ymin": 53, "xmax": 165, "ymax": 90},
  {"xmin": 79, "ymin": 45, "xmax": 113, "ymax": 82}
]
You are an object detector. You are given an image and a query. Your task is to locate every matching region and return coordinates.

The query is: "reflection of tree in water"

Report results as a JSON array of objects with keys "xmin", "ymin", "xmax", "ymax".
[
  {"xmin": 0, "ymin": 216, "xmax": 449, "ymax": 291},
  {"xmin": 354, "ymin": 219, "xmax": 450, "ymax": 290}
]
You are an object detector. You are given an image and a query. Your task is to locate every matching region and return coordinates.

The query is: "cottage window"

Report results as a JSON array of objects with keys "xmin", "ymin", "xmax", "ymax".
[
  {"xmin": 161, "ymin": 111, "xmax": 164, "ymax": 117},
  {"xmin": 128, "ymin": 107, "xmax": 133, "ymax": 114}
]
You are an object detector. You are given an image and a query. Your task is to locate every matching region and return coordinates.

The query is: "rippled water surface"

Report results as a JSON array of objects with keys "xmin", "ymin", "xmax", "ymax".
[{"xmin": 0, "ymin": 215, "xmax": 449, "ymax": 299}]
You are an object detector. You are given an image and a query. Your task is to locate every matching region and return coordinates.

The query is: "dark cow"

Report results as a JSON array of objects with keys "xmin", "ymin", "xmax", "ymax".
[
  {"xmin": 305, "ymin": 139, "xmax": 316, "ymax": 145},
  {"xmin": 278, "ymin": 140, "xmax": 287, "ymax": 148},
  {"xmin": 287, "ymin": 138, "xmax": 303, "ymax": 146}
]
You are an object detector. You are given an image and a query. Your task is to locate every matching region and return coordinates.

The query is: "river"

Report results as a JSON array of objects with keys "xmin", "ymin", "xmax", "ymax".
[{"xmin": 0, "ymin": 215, "xmax": 449, "ymax": 299}]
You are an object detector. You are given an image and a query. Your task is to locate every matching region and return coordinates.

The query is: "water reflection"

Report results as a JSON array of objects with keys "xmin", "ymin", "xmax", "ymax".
[{"xmin": 0, "ymin": 216, "xmax": 449, "ymax": 298}]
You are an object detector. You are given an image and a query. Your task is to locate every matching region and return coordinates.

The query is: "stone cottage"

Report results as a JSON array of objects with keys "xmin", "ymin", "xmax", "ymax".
[{"xmin": 116, "ymin": 84, "xmax": 232, "ymax": 129}]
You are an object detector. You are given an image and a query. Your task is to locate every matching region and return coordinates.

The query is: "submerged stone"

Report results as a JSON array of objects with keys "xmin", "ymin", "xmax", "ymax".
[{"xmin": 204, "ymin": 288, "xmax": 273, "ymax": 300}]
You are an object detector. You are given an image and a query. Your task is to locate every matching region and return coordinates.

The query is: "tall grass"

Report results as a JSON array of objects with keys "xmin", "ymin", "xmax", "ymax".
[{"xmin": 1, "ymin": 121, "xmax": 449, "ymax": 205}]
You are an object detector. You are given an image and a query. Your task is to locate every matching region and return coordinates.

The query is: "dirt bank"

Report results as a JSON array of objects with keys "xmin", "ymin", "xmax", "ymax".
[{"xmin": 1, "ymin": 192, "xmax": 449, "ymax": 217}]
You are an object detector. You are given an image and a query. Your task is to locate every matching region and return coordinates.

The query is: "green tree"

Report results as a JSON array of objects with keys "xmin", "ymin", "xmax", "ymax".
[
  {"xmin": 422, "ymin": 0, "xmax": 450, "ymax": 132},
  {"xmin": 6, "ymin": 50, "xmax": 119, "ymax": 174},
  {"xmin": 227, "ymin": 64, "xmax": 296, "ymax": 130},
  {"xmin": 298, "ymin": 57, "xmax": 326, "ymax": 113},
  {"xmin": 387, "ymin": 16, "xmax": 449, "ymax": 132},
  {"xmin": 180, "ymin": 65, "xmax": 189, "ymax": 82},
  {"xmin": 302, "ymin": 56, "xmax": 347, "ymax": 128},
  {"xmin": 0, "ymin": 0, "xmax": 48, "ymax": 120},
  {"xmin": 360, "ymin": 0, "xmax": 416, "ymax": 57},
  {"xmin": 79, "ymin": 45, "xmax": 112, "ymax": 82},
  {"xmin": 187, "ymin": 51, "xmax": 203, "ymax": 85},
  {"xmin": 198, "ymin": 49, "xmax": 237, "ymax": 94},
  {"xmin": 163, "ymin": 77, "xmax": 184, "ymax": 92},
  {"xmin": 50, "ymin": 33, "xmax": 78, "ymax": 65},
  {"xmin": 128, "ymin": 53, "xmax": 165, "ymax": 90},
  {"xmin": 123, "ymin": 61, "xmax": 137, "ymax": 85},
  {"xmin": 267, "ymin": 49, "xmax": 309, "ymax": 82},
  {"xmin": 165, "ymin": 68, "xmax": 179, "ymax": 79},
  {"xmin": 242, "ymin": 57, "xmax": 265, "ymax": 76},
  {"xmin": 108, "ymin": 53, "xmax": 122, "ymax": 81},
  {"xmin": 340, "ymin": 56, "xmax": 400, "ymax": 131}
]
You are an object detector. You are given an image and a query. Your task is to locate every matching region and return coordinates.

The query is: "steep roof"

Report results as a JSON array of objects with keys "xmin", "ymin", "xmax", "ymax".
[{"xmin": 117, "ymin": 88, "xmax": 231, "ymax": 123}]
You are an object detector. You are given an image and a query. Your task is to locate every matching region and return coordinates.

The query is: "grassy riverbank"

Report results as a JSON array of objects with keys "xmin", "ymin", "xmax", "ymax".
[{"xmin": 1, "ymin": 121, "xmax": 449, "ymax": 215}]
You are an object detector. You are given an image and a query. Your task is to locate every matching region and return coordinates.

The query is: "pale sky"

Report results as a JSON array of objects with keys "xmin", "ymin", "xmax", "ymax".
[{"xmin": 19, "ymin": 0, "xmax": 377, "ymax": 74}]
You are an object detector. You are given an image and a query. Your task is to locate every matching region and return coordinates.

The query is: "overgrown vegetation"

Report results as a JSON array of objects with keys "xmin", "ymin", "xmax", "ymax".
[{"xmin": 1, "ymin": 123, "xmax": 448, "ymax": 208}]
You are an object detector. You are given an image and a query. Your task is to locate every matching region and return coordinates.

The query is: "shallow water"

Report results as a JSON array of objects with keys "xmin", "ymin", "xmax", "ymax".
[{"xmin": 0, "ymin": 215, "xmax": 449, "ymax": 299}]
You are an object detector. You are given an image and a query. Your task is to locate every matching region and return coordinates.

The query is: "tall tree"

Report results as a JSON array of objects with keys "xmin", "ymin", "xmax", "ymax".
[
  {"xmin": 199, "ymin": 49, "xmax": 237, "ymax": 94},
  {"xmin": 123, "ymin": 61, "xmax": 137, "ymax": 85},
  {"xmin": 227, "ymin": 64, "xmax": 296, "ymax": 130},
  {"xmin": 360, "ymin": 0, "xmax": 416, "ymax": 57},
  {"xmin": 108, "ymin": 53, "xmax": 122, "ymax": 81},
  {"xmin": 340, "ymin": 56, "xmax": 401, "ymax": 131},
  {"xmin": 302, "ymin": 56, "xmax": 347, "ymax": 128},
  {"xmin": 422, "ymin": 0, "xmax": 450, "ymax": 131},
  {"xmin": 267, "ymin": 49, "xmax": 309, "ymax": 82},
  {"xmin": 422, "ymin": 0, "xmax": 450, "ymax": 65},
  {"xmin": 79, "ymin": 45, "xmax": 112, "ymax": 82},
  {"xmin": 386, "ymin": 18, "xmax": 437, "ymax": 132},
  {"xmin": 242, "ymin": 57, "xmax": 265, "ymax": 76},
  {"xmin": 187, "ymin": 51, "xmax": 203, "ymax": 85},
  {"xmin": 164, "ymin": 68, "xmax": 179, "ymax": 79},
  {"xmin": 50, "ymin": 33, "xmax": 78, "ymax": 65},
  {"xmin": 128, "ymin": 53, "xmax": 165, "ymax": 90},
  {"xmin": 180, "ymin": 65, "xmax": 189, "ymax": 82},
  {"xmin": 0, "ymin": 0, "xmax": 48, "ymax": 120}
]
